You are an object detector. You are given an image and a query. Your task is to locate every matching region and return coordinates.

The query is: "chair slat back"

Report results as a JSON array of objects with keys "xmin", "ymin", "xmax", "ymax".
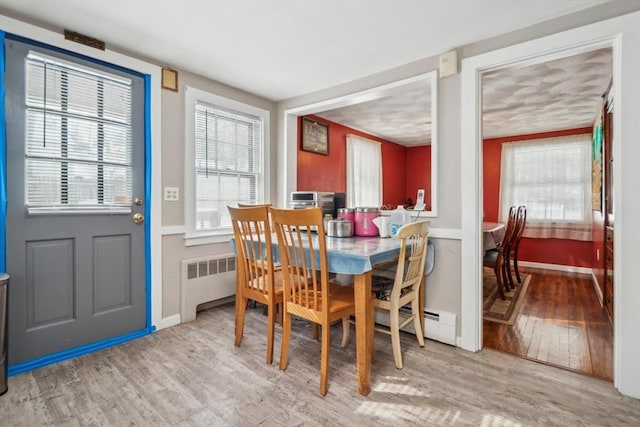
[
  {"xmin": 513, "ymin": 205, "xmax": 527, "ymax": 247},
  {"xmin": 228, "ymin": 205, "xmax": 275, "ymax": 297},
  {"xmin": 500, "ymin": 206, "xmax": 518, "ymax": 256},
  {"xmin": 394, "ymin": 221, "xmax": 430, "ymax": 296},
  {"xmin": 270, "ymin": 207, "xmax": 329, "ymax": 319}
]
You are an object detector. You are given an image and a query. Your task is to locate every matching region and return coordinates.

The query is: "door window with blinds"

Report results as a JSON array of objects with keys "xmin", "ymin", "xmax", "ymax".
[
  {"xmin": 185, "ymin": 86, "xmax": 268, "ymax": 240},
  {"xmin": 25, "ymin": 51, "xmax": 133, "ymax": 214}
]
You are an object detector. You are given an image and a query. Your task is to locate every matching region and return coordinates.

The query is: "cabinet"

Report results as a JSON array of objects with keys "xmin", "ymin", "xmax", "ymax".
[{"xmin": 604, "ymin": 226, "xmax": 614, "ymax": 321}]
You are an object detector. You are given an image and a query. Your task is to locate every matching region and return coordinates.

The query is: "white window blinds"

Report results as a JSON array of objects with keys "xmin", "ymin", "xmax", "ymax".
[
  {"xmin": 346, "ymin": 134, "xmax": 382, "ymax": 208},
  {"xmin": 25, "ymin": 52, "xmax": 133, "ymax": 212},
  {"xmin": 194, "ymin": 102, "xmax": 262, "ymax": 231}
]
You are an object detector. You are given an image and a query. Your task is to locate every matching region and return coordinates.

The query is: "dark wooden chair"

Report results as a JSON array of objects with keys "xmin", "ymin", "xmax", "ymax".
[
  {"xmin": 483, "ymin": 206, "xmax": 517, "ymax": 299},
  {"xmin": 506, "ymin": 205, "xmax": 527, "ymax": 288}
]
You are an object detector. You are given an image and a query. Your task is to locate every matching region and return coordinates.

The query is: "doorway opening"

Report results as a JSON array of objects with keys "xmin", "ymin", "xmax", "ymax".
[{"xmin": 479, "ymin": 46, "xmax": 614, "ymax": 379}]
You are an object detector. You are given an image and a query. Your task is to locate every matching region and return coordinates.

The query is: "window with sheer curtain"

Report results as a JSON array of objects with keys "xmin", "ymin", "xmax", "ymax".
[
  {"xmin": 499, "ymin": 134, "xmax": 592, "ymax": 241},
  {"xmin": 346, "ymin": 134, "xmax": 382, "ymax": 208}
]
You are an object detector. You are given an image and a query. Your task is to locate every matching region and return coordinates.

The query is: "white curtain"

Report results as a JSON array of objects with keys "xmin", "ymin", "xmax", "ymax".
[
  {"xmin": 499, "ymin": 134, "xmax": 593, "ymax": 241},
  {"xmin": 346, "ymin": 134, "xmax": 382, "ymax": 208}
]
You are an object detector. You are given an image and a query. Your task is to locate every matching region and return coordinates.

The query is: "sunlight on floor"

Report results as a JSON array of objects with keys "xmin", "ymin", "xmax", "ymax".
[
  {"xmin": 354, "ymin": 377, "xmax": 524, "ymax": 425},
  {"xmin": 354, "ymin": 377, "xmax": 461, "ymax": 423},
  {"xmin": 480, "ymin": 414, "xmax": 523, "ymax": 427}
]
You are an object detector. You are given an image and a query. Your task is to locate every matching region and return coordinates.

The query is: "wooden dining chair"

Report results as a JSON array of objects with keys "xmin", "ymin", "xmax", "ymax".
[
  {"xmin": 506, "ymin": 205, "xmax": 527, "ymax": 286},
  {"xmin": 342, "ymin": 220, "xmax": 430, "ymax": 369},
  {"xmin": 270, "ymin": 207, "xmax": 355, "ymax": 396},
  {"xmin": 228, "ymin": 205, "xmax": 283, "ymax": 365},
  {"xmin": 483, "ymin": 206, "xmax": 517, "ymax": 299}
]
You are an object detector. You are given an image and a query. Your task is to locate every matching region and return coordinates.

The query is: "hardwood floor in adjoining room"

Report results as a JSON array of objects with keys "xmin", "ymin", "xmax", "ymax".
[
  {"xmin": 2, "ymin": 300, "xmax": 637, "ymax": 426},
  {"xmin": 484, "ymin": 268, "xmax": 613, "ymax": 380}
]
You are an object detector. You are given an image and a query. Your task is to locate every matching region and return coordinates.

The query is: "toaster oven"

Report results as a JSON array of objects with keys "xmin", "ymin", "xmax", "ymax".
[{"xmin": 289, "ymin": 191, "xmax": 336, "ymax": 217}]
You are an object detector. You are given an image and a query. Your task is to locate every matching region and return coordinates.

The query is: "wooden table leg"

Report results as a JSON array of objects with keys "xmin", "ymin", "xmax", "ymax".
[
  {"xmin": 419, "ymin": 274, "xmax": 425, "ymax": 334},
  {"xmin": 354, "ymin": 272, "xmax": 372, "ymax": 396}
]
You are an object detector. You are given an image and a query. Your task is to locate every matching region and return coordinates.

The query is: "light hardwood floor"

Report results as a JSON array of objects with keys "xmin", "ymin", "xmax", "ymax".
[{"xmin": 1, "ymin": 302, "xmax": 639, "ymax": 426}]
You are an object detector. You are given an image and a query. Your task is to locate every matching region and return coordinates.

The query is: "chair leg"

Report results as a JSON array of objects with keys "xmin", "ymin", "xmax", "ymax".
[
  {"xmin": 279, "ymin": 311, "xmax": 292, "ymax": 371},
  {"xmin": 389, "ymin": 306, "xmax": 403, "ymax": 369},
  {"xmin": 514, "ymin": 249, "xmax": 522, "ymax": 283},
  {"xmin": 341, "ymin": 317, "xmax": 350, "ymax": 348},
  {"xmin": 494, "ymin": 264, "xmax": 506, "ymax": 300},
  {"xmin": 312, "ymin": 324, "xmax": 320, "ymax": 340},
  {"xmin": 319, "ymin": 323, "xmax": 330, "ymax": 396},
  {"xmin": 504, "ymin": 252, "xmax": 515, "ymax": 290},
  {"xmin": 235, "ymin": 295, "xmax": 248, "ymax": 347},
  {"xmin": 411, "ymin": 296, "xmax": 425, "ymax": 348},
  {"xmin": 266, "ymin": 302, "xmax": 275, "ymax": 365},
  {"xmin": 277, "ymin": 302, "xmax": 283, "ymax": 324}
]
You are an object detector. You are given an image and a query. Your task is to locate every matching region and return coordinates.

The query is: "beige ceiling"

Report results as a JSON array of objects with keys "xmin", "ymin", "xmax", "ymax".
[
  {"xmin": 314, "ymin": 78, "xmax": 432, "ymax": 147},
  {"xmin": 482, "ymin": 47, "xmax": 612, "ymax": 139},
  {"xmin": 0, "ymin": 0, "xmax": 614, "ymax": 144},
  {"xmin": 313, "ymin": 47, "xmax": 612, "ymax": 146}
]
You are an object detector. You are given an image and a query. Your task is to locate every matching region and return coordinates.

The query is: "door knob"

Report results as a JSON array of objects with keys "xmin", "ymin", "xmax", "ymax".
[{"xmin": 133, "ymin": 213, "xmax": 145, "ymax": 224}]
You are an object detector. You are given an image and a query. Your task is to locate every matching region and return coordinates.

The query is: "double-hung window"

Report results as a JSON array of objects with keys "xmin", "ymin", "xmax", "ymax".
[
  {"xmin": 185, "ymin": 86, "xmax": 269, "ymax": 244},
  {"xmin": 499, "ymin": 134, "xmax": 592, "ymax": 240}
]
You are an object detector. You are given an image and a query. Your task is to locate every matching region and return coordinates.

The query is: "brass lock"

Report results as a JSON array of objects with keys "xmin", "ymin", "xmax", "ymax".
[
  {"xmin": 133, "ymin": 213, "xmax": 145, "ymax": 224},
  {"xmin": 134, "ymin": 197, "xmax": 143, "ymax": 206}
]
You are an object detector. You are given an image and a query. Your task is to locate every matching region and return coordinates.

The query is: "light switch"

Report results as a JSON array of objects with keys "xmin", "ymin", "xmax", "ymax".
[{"xmin": 164, "ymin": 186, "xmax": 179, "ymax": 201}]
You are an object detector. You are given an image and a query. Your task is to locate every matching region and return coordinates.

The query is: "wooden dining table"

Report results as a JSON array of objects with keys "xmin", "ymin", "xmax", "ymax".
[{"xmin": 231, "ymin": 233, "xmax": 411, "ymax": 396}]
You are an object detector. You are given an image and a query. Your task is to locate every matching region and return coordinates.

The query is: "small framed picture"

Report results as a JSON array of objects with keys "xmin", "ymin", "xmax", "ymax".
[
  {"xmin": 161, "ymin": 67, "xmax": 178, "ymax": 92},
  {"xmin": 301, "ymin": 117, "xmax": 329, "ymax": 155}
]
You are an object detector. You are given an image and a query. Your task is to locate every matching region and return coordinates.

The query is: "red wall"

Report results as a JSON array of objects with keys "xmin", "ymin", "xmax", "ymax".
[
  {"xmin": 297, "ymin": 115, "xmax": 431, "ymax": 207},
  {"xmin": 483, "ymin": 128, "xmax": 594, "ymax": 268},
  {"xmin": 406, "ymin": 146, "xmax": 432, "ymax": 210}
]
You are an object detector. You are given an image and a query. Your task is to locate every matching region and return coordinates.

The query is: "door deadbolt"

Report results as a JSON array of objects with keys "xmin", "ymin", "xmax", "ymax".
[
  {"xmin": 134, "ymin": 197, "xmax": 143, "ymax": 206},
  {"xmin": 133, "ymin": 213, "xmax": 145, "ymax": 224}
]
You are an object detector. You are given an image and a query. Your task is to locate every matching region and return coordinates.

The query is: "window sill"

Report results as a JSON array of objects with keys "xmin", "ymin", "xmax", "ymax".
[{"xmin": 184, "ymin": 230, "xmax": 233, "ymax": 247}]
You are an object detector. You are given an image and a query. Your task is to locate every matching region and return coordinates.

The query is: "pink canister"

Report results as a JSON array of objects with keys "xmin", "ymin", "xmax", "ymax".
[
  {"xmin": 337, "ymin": 208, "xmax": 355, "ymax": 223},
  {"xmin": 354, "ymin": 207, "xmax": 380, "ymax": 236}
]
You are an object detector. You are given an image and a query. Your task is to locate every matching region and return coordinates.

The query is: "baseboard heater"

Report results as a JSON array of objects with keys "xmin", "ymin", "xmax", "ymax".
[
  {"xmin": 375, "ymin": 307, "xmax": 457, "ymax": 346},
  {"xmin": 180, "ymin": 253, "xmax": 236, "ymax": 323}
]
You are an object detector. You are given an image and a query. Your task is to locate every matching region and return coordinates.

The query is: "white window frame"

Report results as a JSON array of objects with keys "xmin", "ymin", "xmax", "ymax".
[{"xmin": 184, "ymin": 86, "xmax": 270, "ymax": 246}]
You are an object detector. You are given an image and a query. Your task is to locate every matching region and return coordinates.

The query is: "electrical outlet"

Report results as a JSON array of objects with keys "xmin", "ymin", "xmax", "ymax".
[{"xmin": 164, "ymin": 186, "xmax": 179, "ymax": 201}]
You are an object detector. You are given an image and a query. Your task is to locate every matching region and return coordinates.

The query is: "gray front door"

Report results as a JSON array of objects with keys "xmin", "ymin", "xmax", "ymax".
[{"xmin": 4, "ymin": 38, "xmax": 147, "ymax": 365}]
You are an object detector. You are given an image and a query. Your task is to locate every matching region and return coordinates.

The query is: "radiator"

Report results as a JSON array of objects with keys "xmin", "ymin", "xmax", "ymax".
[
  {"xmin": 375, "ymin": 307, "xmax": 457, "ymax": 346},
  {"xmin": 180, "ymin": 253, "xmax": 236, "ymax": 323}
]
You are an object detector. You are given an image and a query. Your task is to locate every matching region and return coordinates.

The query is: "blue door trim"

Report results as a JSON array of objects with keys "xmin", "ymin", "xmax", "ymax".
[
  {"xmin": 0, "ymin": 31, "xmax": 7, "ymax": 272},
  {"xmin": 1, "ymin": 30, "xmax": 154, "ymax": 376}
]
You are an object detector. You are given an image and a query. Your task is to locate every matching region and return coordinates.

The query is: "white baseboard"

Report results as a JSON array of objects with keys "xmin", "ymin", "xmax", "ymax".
[
  {"xmin": 154, "ymin": 314, "xmax": 181, "ymax": 330},
  {"xmin": 518, "ymin": 260, "xmax": 592, "ymax": 275}
]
